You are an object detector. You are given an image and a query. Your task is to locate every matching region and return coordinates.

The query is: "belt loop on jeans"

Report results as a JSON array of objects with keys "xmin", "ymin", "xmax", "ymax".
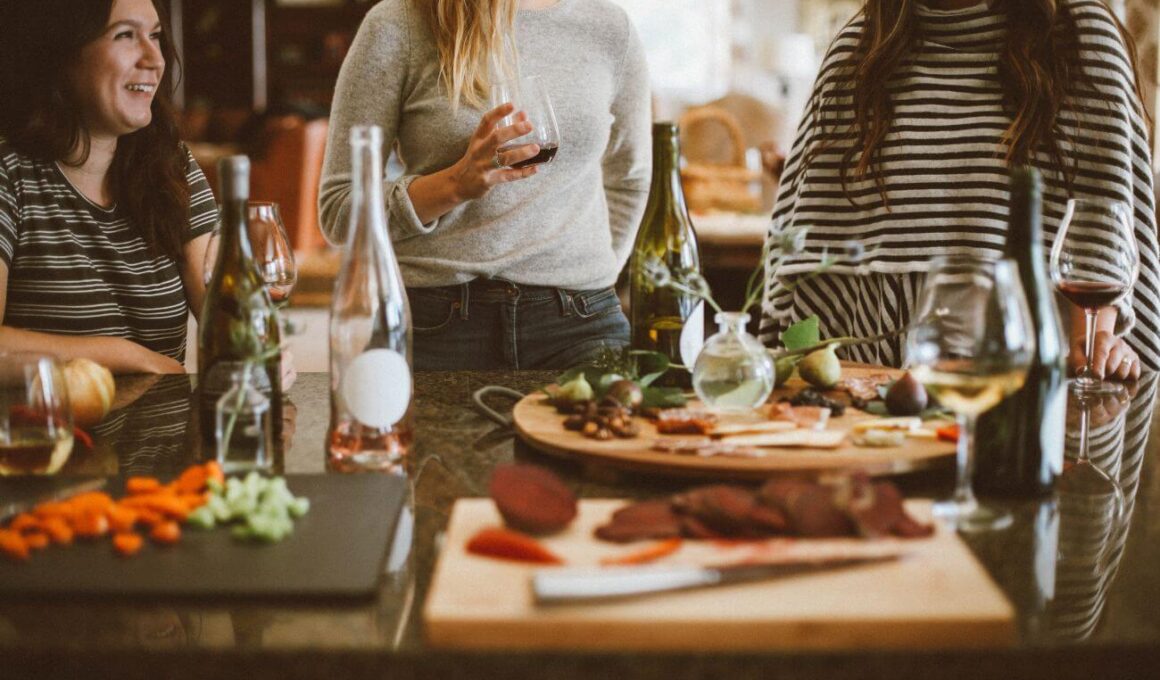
[
  {"xmin": 556, "ymin": 288, "xmax": 573, "ymax": 317},
  {"xmin": 459, "ymin": 282, "xmax": 470, "ymax": 321}
]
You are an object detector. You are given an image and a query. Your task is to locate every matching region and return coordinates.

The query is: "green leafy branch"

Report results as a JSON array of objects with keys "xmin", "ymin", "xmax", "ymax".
[{"xmin": 553, "ymin": 347, "xmax": 687, "ymax": 409}]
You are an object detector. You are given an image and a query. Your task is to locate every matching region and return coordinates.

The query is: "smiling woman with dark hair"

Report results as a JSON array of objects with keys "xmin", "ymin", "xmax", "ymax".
[{"xmin": 0, "ymin": 0, "xmax": 217, "ymax": 373}]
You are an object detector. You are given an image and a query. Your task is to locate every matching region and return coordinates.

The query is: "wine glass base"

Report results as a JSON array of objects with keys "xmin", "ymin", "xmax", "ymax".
[{"xmin": 932, "ymin": 498, "xmax": 1013, "ymax": 533}]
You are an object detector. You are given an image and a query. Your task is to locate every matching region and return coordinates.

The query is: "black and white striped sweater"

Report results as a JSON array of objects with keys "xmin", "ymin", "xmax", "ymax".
[{"xmin": 761, "ymin": 0, "xmax": 1160, "ymax": 369}]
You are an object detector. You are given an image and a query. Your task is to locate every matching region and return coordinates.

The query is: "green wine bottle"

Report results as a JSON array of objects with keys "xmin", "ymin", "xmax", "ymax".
[
  {"xmin": 198, "ymin": 156, "xmax": 282, "ymax": 457},
  {"xmin": 975, "ymin": 167, "xmax": 1065, "ymax": 497},
  {"xmin": 629, "ymin": 122, "xmax": 703, "ymax": 387}
]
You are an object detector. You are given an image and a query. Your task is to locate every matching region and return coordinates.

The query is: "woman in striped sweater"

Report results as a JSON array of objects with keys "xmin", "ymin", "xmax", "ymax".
[
  {"xmin": 0, "ymin": 0, "xmax": 217, "ymax": 373},
  {"xmin": 761, "ymin": 0, "xmax": 1159, "ymax": 381}
]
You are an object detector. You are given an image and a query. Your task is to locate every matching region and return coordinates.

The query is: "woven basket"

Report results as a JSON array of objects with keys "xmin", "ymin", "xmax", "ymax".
[{"xmin": 678, "ymin": 106, "xmax": 762, "ymax": 213}]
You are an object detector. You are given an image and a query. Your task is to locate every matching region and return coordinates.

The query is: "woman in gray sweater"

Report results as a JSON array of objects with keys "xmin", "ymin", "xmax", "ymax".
[{"xmin": 320, "ymin": 0, "xmax": 651, "ymax": 370}]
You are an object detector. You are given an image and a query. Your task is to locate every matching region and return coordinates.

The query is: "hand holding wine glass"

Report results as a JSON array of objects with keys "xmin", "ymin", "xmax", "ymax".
[
  {"xmin": 908, "ymin": 257, "xmax": 1036, "ymax": 532},
  {"xmin": 1050, "ymin": 198, "xmax": 1139, "ymax": 394},
  {"xmin": 488, "ymin": 74, "xmax": 561, "ymax": 169}
]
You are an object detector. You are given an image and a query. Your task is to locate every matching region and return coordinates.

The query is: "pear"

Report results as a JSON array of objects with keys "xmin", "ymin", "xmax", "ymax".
[{"xmin": 799, "ymin": 344, "xmax": 841, "ymax": 389}]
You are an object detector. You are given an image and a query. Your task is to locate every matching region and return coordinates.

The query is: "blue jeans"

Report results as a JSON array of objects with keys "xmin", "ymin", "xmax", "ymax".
[{"xmin": 406, "ymin": 280, "xmax": 630, "ymax": 371}]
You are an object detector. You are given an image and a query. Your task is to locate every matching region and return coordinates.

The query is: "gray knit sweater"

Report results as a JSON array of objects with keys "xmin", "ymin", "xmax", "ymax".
[{"xmin": 319, "ymin": 0, "xmax": 651, "ymax": 290}]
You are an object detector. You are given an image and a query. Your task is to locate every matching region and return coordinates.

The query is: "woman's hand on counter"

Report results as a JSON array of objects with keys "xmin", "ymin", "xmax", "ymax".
[{"xmin": 1070, "ymin": 330, "xmax": 1141, "ymax": 382}]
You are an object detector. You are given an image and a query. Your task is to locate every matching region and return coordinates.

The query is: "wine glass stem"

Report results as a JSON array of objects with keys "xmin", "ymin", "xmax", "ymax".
[
  {"xmin": 953, "ymin": 413, "xmax": 978, "ymax": 508},
  {"xmin": 1078, "ymin": 399, "xmax": 1091, "ymax": 465},
  {"xmin": 1082, "ymin": 308, "xmax": 1099, "ymax": 381}
]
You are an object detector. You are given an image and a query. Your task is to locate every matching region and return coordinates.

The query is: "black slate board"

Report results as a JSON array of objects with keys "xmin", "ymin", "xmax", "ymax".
[{"xmin": 0, "ymin": 474, "xmax": 406, "ymax": 599}]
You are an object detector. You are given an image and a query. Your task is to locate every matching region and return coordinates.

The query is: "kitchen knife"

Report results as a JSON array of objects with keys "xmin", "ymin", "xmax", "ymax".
[
  {"xmin": 532, "ymin": 554, "xmax": 901, "ymax": 605},
  {"xmin": 0, "ymin": 477, "xmax": 107, "ymax": 524}
]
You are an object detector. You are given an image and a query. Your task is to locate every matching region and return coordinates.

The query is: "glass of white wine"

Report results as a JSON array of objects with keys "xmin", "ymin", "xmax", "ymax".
[
  {"xmin": 908, "ymin": 257, "xmax": 1036, "ymax": 532},
  {"xmin": 0, "ymin": 352, "xmax": 74, "ymax": 476}
]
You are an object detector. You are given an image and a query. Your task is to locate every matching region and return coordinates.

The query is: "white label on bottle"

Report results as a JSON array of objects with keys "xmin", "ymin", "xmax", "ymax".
[
  {"xmin": 1042, "ymin": 382, "xmax": 1067, "ymax": 476},
  {"xmin": 679, "ymin": 301, "xmax": 705, "ymax": 368},
  {"xmin": 341, "ymin": 349, "xmax": 411, "ymax": 428}
]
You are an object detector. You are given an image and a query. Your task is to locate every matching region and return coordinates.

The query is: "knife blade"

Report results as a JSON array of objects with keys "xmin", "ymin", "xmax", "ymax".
[
  {"xmin": 0, "ymin": 477, "xmax": 107, "ymax": 524},
  {"xmin": 532, "ymin": 554, "xmax": 902, "ymax": 605}
]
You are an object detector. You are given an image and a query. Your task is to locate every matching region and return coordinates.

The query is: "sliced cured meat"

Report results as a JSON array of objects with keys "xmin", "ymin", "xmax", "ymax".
[
  {"xmin": 594, "ymin": 500, "xmax": 683, "ymax": 543},
  {"xmin": 653, "ymin": 409, "xmax": 717, "ymax": 435}
]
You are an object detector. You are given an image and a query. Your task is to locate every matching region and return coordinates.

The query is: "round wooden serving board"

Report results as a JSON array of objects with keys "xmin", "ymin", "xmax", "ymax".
[{"xmin": 513, "ymin": 366, "xmax": 955, "ymax": 480}]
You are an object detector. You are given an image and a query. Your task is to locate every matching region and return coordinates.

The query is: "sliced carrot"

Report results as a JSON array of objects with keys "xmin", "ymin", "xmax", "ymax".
[
  {"xmin": 149, "ymin": 521, "xmax": 181, "ymax": 545},
  {"xmin": 23, "ymin": 531, "xmax": 49, "ymax": 550},
  {"xmin": 70, "ymin": 491, "xmax": 114, "ymax": 514},
  {"xmin": 40, "ymin": 517, "xmax": 74, "ymax": 545},
  {"xmin": 178, "ymin": 493, "xmax": 209, "ymax": 511},
  {"xmin": 136, "ymin": 508, "xmax": 166, "ymax": 527},
  {"xmin": 72, "ymin": 511, "xmax": 110, "ymax": 539},
  {"xmin": 600, "ymin": 537, "xmax": 683, "ymax": 566},
  {"xmin": 33, "ymin": 501, "xmax": 76, "ymax": 522},
  {"xmin": 173, "ymin": 466, "xmax": 208, "ymax": 494},
  {"xmin": 113, "ymin": 532, "xmax": 144, "ymax": 557},
  {"xmin": 9, "ymin": 513, "xmax": 39, "ymax": 533},
  {"xmin": 106, "ymin": 505, "xmax": 140, "ymax": 533},
  {"xmin": 203, "ymin": 461, "xmax": 225, "ymax": 485},
  {"xmin": 126, "ymin": 476, "xmax": 163, "ymax": 495},
  {"xmin": 465, "ymin": 527, "xmax": 564, "ymax": 565},
  {"xmin": 0, "ymin": 530, "xmax": 29, "ymax": 561}
]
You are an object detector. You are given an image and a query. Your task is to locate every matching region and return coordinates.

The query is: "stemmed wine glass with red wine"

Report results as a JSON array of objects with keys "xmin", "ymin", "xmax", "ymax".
[
  {"xmin": 489, "ymin": 74, "xmax": 561, "ymax": 169},
  {"xmin": 1049, "ymin": 198, "xmax": 1139, "ymax": 395}
]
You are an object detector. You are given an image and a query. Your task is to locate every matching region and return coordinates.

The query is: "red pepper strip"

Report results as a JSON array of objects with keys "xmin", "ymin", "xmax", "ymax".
[
  {"xmin": 73, "ymin": 428, "xmax": 94, "ymax": 450},
  {"xmin": 936, "ymin": 424, "xmax": 960, "ymax": 443},
  {"xmin": 600, "ymin": 537, "xmax": 683, "ymax": 566},
  {"xmin": 466, "ymin": 527, "xmax": 564, "ymax": 565}
]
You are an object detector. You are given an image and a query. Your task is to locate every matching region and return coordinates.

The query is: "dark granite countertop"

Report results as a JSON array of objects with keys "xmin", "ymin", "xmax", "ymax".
[{"xmin": 2, "ymin": 371, "xmax": 1159, "ymax": 679}]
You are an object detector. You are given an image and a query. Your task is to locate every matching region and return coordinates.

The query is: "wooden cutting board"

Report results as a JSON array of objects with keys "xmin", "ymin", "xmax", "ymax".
[
  {"xmin": 424, "ymin": 499, "xmax": 1015, "ymax": 650},
  {"xmin": 0, "ymin": 475, "xmax": 407, "ymax": 599},
  {"xmin": 513, "ymin": 366, "xmax": 954, "ymax": 479}
]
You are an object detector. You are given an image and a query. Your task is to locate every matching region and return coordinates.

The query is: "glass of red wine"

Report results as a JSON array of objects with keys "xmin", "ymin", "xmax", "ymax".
[
  {"xmin": 489, "ymin": 74, "xmax": 560, "ymax": 169},
  {"xmin": 1049, "ymin": 198, "xmax": 1139, "ymax": 395}
]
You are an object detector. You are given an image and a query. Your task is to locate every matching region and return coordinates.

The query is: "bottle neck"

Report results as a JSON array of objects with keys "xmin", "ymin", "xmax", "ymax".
[
  {"xmin": 349, "ymin": 140, "xmax": 388, "ymax": 249},
  {"xmin": 648, "ymin": 124, "xmax": 688, "ymax": 218},
  {"xmin": 218, "ymin": 198, "xmax": 254, "ymax": 266},
  {"xmin": 715, "ymin": 312, "xmax": 750, "ymax": 334}
]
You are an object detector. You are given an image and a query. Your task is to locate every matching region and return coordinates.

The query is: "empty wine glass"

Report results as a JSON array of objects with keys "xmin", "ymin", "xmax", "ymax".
[
  {"xmin": 488, "ymin": 74, "xmax": 561, "ymax": 168},
  {"xmin": 1049, "ymin": 198, "xmax": 1139, "ymax": 395},
  {"xmin": 203, "ymin": 201, "xmax": 297, "ymax": 305},
  {"xmin": 0, "ymin": 352, "xmax": 74, "ymax": 476},
  {"xmin": 908, "ymin": 257, "xmax": 1036, "ymax": 532}
]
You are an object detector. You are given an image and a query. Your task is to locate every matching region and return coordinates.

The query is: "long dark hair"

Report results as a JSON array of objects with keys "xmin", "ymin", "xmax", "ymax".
[
  {"xmin": 815, "ymin": 0, "xmax": 1149, "ymax": 203},
  {"xmin": 0, "ymin": 0, "xmax": 189, "ymax": 264}
]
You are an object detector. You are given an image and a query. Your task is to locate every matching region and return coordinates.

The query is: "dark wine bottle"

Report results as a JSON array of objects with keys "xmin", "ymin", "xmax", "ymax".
[
  {"xmin": 975, "ymin": 167, "xmax": 1065, "ymax": 497},
  {"xmin": 197, "ymin": 156, "xmax": 282, "ymax": 457},
  {"xmin": 629, "ymin": 122, "xmax": 703, "ymax": 387}
]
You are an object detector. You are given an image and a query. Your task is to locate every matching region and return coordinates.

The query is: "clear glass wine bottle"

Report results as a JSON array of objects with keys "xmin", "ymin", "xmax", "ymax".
[{"xmin": 327, "ymin": 125, "xmax": 414, "ymax": 474}]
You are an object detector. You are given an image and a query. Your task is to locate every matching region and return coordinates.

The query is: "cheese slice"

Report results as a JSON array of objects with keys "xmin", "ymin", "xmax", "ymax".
[
  {"xmin": 711, "ymin": 420, "xmax": 797, "ymax": 437},
  {"xmin": 723, "ymin": 430, "xmax": 847, "ymax": 449},
  {"xmin": 849, "ymin": 417, "xmax": 921, "ymax": 433},
  {"xmin": 908, "ymin": 427, "xmax": 939, "ymax": 440}
]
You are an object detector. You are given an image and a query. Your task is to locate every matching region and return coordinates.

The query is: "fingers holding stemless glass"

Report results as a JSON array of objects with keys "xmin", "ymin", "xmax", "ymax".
[{"xmin": 451, "ymin": 103, "xmax": 540, "ymax": 201}]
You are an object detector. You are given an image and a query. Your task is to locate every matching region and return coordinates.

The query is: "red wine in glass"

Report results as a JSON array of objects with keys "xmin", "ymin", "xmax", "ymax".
[
  {"xmin": 500, "ymin": 142, "xmax": 559, "ymax": 169},
  {"xmin": 1057, "ymin": 281, "xmax": 1127, "ymax": 310}
]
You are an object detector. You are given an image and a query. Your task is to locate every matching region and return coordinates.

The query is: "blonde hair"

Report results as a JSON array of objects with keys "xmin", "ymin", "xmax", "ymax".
[{"xmin": 417, "ymin": 0, "xmax": 519, "ymax": 110}]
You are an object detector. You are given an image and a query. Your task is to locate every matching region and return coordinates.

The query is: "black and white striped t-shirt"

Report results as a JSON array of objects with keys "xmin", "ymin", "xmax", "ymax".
[
  {"xmin": 761, "ymin": 0, "xmax": 1160, "ymax": 369},
  {"xmin": 0, "ymin": 138, "xmax": 218, "ymax": 361}
]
